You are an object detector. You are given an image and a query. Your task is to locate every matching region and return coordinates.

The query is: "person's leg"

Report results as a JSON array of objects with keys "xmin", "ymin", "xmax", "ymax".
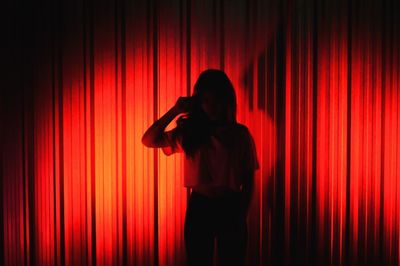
[
  {"xmin": 216, "ymin": 194, "xmax": 247, "ymax": 266},
  {"xmin": 184, "ymin": 192, "xmax": 215, "ymax": 266}
]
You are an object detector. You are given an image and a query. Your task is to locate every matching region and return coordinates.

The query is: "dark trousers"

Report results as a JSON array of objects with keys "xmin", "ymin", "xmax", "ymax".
[{"xmin": 184, "ymin": 191, "xmax": 247, "ymax": 266}]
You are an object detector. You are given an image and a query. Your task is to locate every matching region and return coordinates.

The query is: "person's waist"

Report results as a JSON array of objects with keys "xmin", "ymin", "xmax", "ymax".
[{"xmin": 191, "ymin": 185, "xmax": 241, "ymax": 199}]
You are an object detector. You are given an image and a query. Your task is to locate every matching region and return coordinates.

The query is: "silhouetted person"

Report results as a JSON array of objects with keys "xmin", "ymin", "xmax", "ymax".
[{"xmin": 142, "ymin": 69, "xmax": 259, "ymax": 266}]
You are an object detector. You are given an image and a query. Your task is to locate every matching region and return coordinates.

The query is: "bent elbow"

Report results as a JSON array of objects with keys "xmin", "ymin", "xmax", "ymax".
[
  {"xmin": 142, "ymin": 134, "xmax": 163, "ymax": 148},
  {"xmin": 141, "ymin": 134, "xmax": 153, "ymax": 147}
]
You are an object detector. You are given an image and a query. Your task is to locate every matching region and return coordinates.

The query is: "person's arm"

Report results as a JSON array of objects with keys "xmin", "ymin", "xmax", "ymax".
[
  {"xmin": 240, "ymin": 128, "xmax": 259, "ymax": 216},
  {"xmin": 141, "ymin": 97, "xmax": 192, "ymax": 148}
]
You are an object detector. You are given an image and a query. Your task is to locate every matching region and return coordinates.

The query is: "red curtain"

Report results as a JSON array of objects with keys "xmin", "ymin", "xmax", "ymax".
[{"xmin": 2, "ymin": 0, "xmax": 400, "ymax": 265}]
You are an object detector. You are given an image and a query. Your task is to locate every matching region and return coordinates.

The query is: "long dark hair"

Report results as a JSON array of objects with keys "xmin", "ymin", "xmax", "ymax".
[{"xmin": 175, "ymin": 69, "xmax": 237, "ymax": 157}]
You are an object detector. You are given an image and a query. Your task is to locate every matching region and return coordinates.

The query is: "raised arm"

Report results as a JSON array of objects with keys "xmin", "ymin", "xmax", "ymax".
[{"xmin": 141, "ymin": 96, "xmax": 192, "ymax": 148}]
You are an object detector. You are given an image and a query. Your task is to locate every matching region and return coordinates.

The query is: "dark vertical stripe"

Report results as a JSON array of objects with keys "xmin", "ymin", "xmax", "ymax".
[
  {"xmin": 25, "ymin": 6, "xmax": 37, "ymax": 265},
  {"xmin": 325, "ymin": 2, "xmax": 332, "ymax": 261},
  {"xmin": 22, "ymin": 71, "xmax": 28, "ymax": 266},
  {"xmin": 289, "ymin": 7, "xmax": 298, "ymax": 264},
  {"xmin": 56, "ymin": 1, "xmax": 66, "ymax": 264},
  {"xmin": 244, "ymin": 0, "xmax": 252, "ymax": 112},
  {"xmin": 28, "ymin": 58, "xmax": 36, "ymax": 266},
  {"xmin": 378, "ymin": 0, "xmax": 387, "ymax": 263},
  {"xmin": 82, "ymin": 0, "xmax": 90, "ymax": 265},
  {"xmin": 248, "ymin": 1, "xmax": 255, "ymax": 112},
  {"xmin": 220, "ymin": 0, "xmax": 225, "ymax": 70},
  {"xmin": 152, "ymin": 0, "xmax": 159, "ymax": 265},
  {"xmin": 310, "ymin": 0, "xmax": 318, "ymax": 264},
  {"xmin": 120, "ymin": 0, "xmax": 128, "ymax": 264},
  {"xmin": 369, "ymin": 1, "xmax": 378, "ymax": 261},
  {"xmin": 57, "ymin": 38, "xmax": 66, "ymax": 266},
  {"xmin": 344, "ymin": 0, "xmax": 352, "ymax": 264},
  {"xmin": 257, "ymin": 52, "xmax": 266, "ymax": 110},
  {"xmin": 273, "ymin": 2, "xmax": 286, "ymax": 264},
  {"xmin": 114, "ymin": 0, "xmax": 120, "ymax": 264},
  {"xmin": 186, "ymin": 0, "xmax": 191, "ymax": 204},
  {"xmin": 357, "ymin": 1, "xmax": 364, "ymax": 262},
  {"xmin": 82, "ymin": 0, "xmax": 89, "ymax": 263},
  {"xmin": 51, "ymin": 13, "xmax": 58, "ymax": 264},
  {"xmin": 89, "ymin": 0, "xmax": 96, "ymax": 263}
]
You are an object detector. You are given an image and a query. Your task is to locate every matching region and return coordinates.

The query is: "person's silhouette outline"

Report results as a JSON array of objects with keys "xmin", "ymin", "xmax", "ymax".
[{"xmin": 142, "ymin": 69, "xmax": 259, "ymax": 266}]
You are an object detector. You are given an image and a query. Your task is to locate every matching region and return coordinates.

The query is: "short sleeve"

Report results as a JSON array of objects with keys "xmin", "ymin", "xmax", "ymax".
[
  {"xmin": 161, "ymin": 128, "xmax": 183, "ymax": 156},
  {"xmin": 242, "ymin": 129, "xmax": 260, "ymax": 171}
]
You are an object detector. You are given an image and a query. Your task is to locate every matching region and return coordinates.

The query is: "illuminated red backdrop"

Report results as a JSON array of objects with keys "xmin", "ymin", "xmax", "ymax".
[{"xmin": 2, "ymin": 0, "xmax": 400, "ymax": 265}]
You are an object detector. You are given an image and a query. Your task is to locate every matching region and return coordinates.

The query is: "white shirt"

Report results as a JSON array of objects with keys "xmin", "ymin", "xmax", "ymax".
[{"xmin": 162, "ymin": 123, "xmax": 259, "ymax": 192}]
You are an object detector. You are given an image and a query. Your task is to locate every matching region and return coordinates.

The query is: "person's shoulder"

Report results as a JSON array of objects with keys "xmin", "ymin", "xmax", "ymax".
[
  {"xmin": 233, "ymin": 123, "xmax": 251, "ymax": 135},
  {"xmin": 229, "ymin": 123, "xmax": 253, "ymax": 142}
]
